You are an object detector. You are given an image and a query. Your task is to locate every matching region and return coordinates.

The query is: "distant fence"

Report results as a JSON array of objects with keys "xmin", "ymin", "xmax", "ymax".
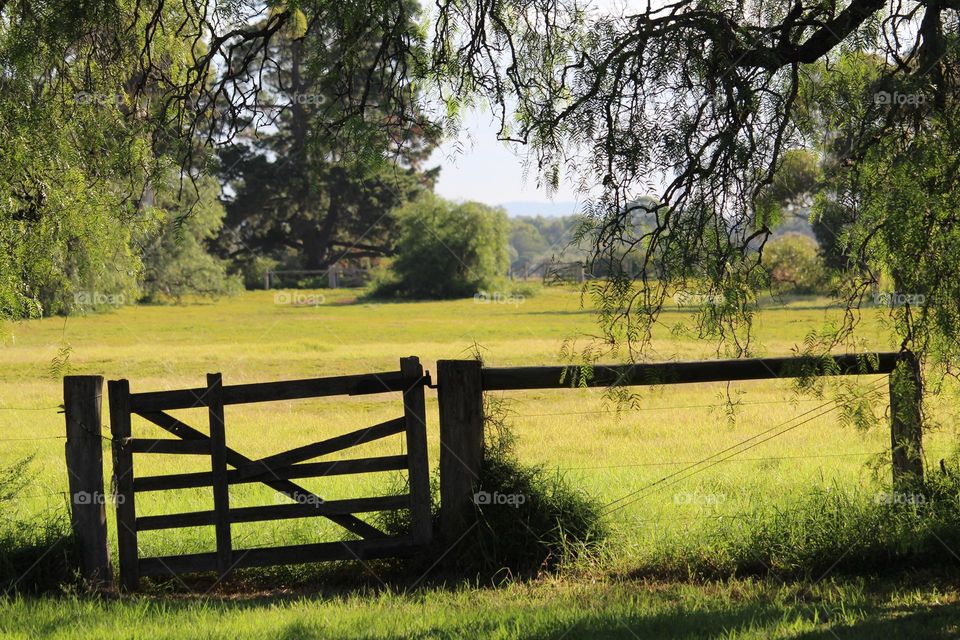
[
  {"xmin": 511, "ymin": 260, "xmax": 586, "ymax": 283},
  {"xmin": 62, "ymin": 350, "xmax": 921, "ymax": 590},
  {"xmin": 264, "ymin": 266, "xmax": 370, "ymax": 289}
]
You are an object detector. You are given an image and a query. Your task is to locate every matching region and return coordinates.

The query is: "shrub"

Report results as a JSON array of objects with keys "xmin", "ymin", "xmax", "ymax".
[
  {"xmin": 371, "ymin": 194, "xmax": 509, "ymax": 299},
  {"xmin": 380, "ymin": 396, "xmax": 606, "ymax": 581},
  {"xmin": 764, "ymin": 233, "xmax": 828, "ymax": 294}
]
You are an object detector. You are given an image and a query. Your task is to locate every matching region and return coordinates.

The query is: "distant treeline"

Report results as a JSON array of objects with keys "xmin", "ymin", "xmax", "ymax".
[{"xmin": 507, "ymin": 215, "xmax": 588, "ymax": 276}]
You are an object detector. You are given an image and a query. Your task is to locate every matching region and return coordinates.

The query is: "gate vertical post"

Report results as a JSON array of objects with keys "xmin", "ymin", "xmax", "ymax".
[
  {"xmin": 63, "ymin": 375, "xmax": 112, "ymax": 589},
  {"xmin": 108, "ymin": 379, "xmax": 139, "ymax": 591},
  {"xmin": 207, "ymin": 373, "xmax": 233, "ymax": 579},
  {"xmin": 437, "ymin": 360, "xmax": 484, "ymax": 543},
  {"xmin": 890, "ymin": 350, "xmax": 924, "ymax": 488},
  {"xmin": 400, "ymin": 357, "xmax": 432, "ymax": 545}
]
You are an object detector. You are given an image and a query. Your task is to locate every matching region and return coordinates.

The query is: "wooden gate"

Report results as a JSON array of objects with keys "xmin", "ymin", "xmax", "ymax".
[{"xmin": 107, "ymin": 357, "xmax": 432, "ymax": 591}]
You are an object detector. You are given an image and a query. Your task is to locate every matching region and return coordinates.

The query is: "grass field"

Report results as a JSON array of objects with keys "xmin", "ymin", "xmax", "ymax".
[{"xmin": 2, "ymin": 286, "xmax": 959, "ymax": 637}]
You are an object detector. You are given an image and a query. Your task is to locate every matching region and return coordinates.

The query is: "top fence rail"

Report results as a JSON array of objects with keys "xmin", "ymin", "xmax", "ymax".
[
  {"xmin": 129, "ymin": 370, "xmax": 419, "ymax": 412},
  {"xmin": 481, "ymin": 352, "xmax": 900, "ymax": 391}
]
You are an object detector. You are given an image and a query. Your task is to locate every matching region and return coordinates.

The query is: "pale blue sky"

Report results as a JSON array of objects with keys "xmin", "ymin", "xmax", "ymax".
[
  {"xmin": 430, "ymin": 108, "xmax": 583, "ymax": 210},
  {"xmin": 424, "ymin": 0, "xmax": 631, "ymax": 214}
]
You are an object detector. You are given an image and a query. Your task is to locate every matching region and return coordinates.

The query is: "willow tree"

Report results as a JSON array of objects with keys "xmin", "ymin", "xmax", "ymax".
[
  {"xmin": 6, "ymin": 0, "xmax": 959, "ymax": 372},
  {"xmin": 428, "ymin": 0, "xmax": 960, "ymax": 394}
]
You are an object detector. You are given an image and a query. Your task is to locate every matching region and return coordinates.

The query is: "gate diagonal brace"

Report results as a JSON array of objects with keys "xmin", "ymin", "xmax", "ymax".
[
  {"xmin": 234, "ymin": 417, "xmax": 406, "ymax": 480},
  {"xmin": 135, "ymin": 410, "xmax": 386, "ymax": 540}
]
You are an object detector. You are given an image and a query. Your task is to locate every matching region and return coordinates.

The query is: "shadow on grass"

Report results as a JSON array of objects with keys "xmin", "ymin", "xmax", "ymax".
[{"xmin": 39, "ymin": 573, "xmax": 960, "ymax": 640}]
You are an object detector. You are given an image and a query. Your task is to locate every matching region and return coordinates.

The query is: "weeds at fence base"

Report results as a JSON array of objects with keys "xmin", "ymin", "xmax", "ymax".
[
  {"xmin": 0, "ymin": 457, "xmax": 79, "ymax": 594},
  {"xmin": 628, "ymin": 455, "xmax": 960, "ymax": 581},
  {"xmin": 381, "ymin": 398, "xmax": 607, "ymax": 584}
]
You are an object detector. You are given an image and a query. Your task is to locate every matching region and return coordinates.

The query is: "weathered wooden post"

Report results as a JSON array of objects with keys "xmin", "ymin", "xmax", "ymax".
[
  {"xmin": 63, "ymin": 375, "xmax": 112, "ymax": 589},
  {"xmin": 890, "ymin": 350, "xmax": 924, "ymax": 488},
  {"xmin": 437, "ymin": 360, "xmax": 484, "ymax": 543}
]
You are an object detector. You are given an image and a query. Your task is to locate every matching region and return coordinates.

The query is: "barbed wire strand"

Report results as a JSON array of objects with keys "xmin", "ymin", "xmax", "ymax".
[
  {"xmin": 603, "ymin": 379, "xmax": 885, "ymax": 511},
  {"xmin": 602, "ymin": 377, "xmax": 891, "ymax": 515}
]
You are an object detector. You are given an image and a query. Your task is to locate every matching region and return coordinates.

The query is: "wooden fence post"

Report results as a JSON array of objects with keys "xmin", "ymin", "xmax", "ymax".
[
  {"xmin": 63, "ymin": 375, "xmax": 112, "ymax": 589},
  {"xmin": 890, "ymin": 350, "xmax": 923, "ymax": 488},
  {"xmin": 437, "ymin": 360, "xmax": 484, "ymax": 543}
]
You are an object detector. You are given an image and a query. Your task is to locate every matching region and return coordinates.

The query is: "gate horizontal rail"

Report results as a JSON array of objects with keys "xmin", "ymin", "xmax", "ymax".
[{"xmin": 128, "ymin": 370, "xmax": 411, "ymax": 412}]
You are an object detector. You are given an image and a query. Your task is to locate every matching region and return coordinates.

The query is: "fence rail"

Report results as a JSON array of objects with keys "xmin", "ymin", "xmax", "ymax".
[{"xmin": 481, "ymin": 353, "xmax": 899, "ymax": 391}]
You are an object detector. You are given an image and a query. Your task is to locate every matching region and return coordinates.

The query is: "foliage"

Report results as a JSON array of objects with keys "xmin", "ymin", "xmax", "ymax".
[
  {"xmin": 763, "ymin": 234, "xmax": 828, "ymax": 295},
  {"xmin": 796, "ymin": 52, "xmax": 960, "ymax": 370},
  {"xmin": 508, "ymin": 215, "xmax": 588, "ymax": 275},
  {"xmin": 643, "ymin": 461, "xmax": 960, "ymax": 580},
  {"xmin": 427, "ymin": 0, "xmax": 960, "ymax": 380},
  {"xmin": 0, "ymin": 457, "xmax": 76, "ymax": 594},
  {"xmin": 458, "ymin": 409, "xmax": 608, "ymax": 578},
  {"xmin": 371, "ymin": 195, "xmax": 510, "ymax": 299},
  {"xmin": 379, "ymin": 395, "xmax": 606, "ymax": 580},
  {"xmin": 214, "ymin": 0, "xmax": 439, "ymax": 275},
  {"xmin": 140, "ymin": 175, "xmax": 241, "ymax": 302}
]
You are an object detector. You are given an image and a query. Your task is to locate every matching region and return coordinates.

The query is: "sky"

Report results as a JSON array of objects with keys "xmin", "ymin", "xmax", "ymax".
[
  {"xmin": 428, "ymin": 108, "xmax": 583, "ymax": 215},
  {"xmin": 423, "ymin": 0, "xmax": 632, "ymax": 216}
]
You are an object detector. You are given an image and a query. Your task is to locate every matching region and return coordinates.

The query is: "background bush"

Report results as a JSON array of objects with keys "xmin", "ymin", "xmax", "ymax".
[
  {"xmin": 764, "ymin": 233, "xmax": 829, "ymax": 294},
  {"xmin": 371, "ymin": 194, "xmax": 510, "ymax": 299}
]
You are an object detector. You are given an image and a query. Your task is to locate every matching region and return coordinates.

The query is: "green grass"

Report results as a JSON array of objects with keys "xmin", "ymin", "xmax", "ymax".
[
  {"xmin": 1, "ymin": 286, "xmax": 960, "ymax": 636},
  {"xmin": 2, "ymin": 575, "xmax": 959, "ymax": 639}
]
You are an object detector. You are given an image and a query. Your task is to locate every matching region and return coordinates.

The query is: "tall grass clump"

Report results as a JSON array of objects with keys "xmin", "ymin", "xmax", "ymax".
[
  {"xmin": 379, "ymin": 396, "xmax": 606, "ymax": 582},
  {"xmin": 638, "ymin": 454, "xmax": 960, "ymax": 580},
  {"xmin": 0, "ymin": 457, "xmax": 77, "ymax": 593}
]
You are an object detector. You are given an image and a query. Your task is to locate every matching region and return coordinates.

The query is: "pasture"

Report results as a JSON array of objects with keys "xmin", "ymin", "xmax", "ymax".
[{"xmin": 2, "ymin": 287, "xmax": 959, "ymax": 637}]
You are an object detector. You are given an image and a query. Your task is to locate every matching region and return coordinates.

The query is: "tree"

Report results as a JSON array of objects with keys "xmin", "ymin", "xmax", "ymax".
[
  {"xmin": 509, "ymin": 221, "xmax": 549, "ymax": 272},
  {"xmin": 213, "ymin": 0, "xmax": 439, "ymax": 276},
  {"xmin": 140, "ymin": 175, "xmax": 241, "ymax": 302},
  {"xmin": 428, "ymin": 0, "xmax": 960, "ymax": 367},
  {"xmin": 374, "ymin": 195, "xmax": 509, "ymax": 299},
  {"xmin": 764, "ymin": 234, "xmax": 828, "ymax": 295}
]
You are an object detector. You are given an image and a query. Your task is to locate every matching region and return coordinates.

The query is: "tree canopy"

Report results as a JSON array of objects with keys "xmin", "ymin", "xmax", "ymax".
[{"xmin": 3, "ymin": 0, "xmax": 960, "ymax": 376}]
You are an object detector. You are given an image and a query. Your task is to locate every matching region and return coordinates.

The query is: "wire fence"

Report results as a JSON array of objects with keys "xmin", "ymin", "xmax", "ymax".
[{"xmin": 1, "ymin": 378, "xmax": 946, "ymax": 526}]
